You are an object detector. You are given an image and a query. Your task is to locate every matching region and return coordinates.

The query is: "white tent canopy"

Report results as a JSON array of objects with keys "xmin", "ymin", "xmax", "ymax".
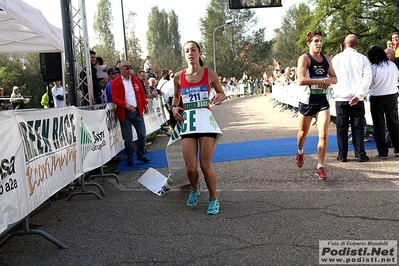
[{"xmin": 0, "ymin": 0, "xmax": 63, "ymax": 54}]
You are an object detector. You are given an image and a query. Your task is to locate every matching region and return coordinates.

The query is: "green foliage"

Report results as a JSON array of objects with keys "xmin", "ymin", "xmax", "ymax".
[
  {"xmin": 308, "ymin": 0, "xmax": 399, "ymax": 56},
  {"xmin": 273, "ymin": 3, "xmax": 312, "ymax": 69},
  {"xmin": 200, "ymin": 0, "xmax": 274, "ymax": 79},
  {"xmin": 271, "ymin": 0, "xmax": 399, "ymax": 69},
  {"xmin": 93, "ymin": 0, "xmax": 119, "ymax": 67},
  {"xmin": 146, "ymin": 7, "xmax": 183, "ymax": 73},
  {"xmin": 125, "ymin": 12, "xmax": 144, "ymax": 75},
  {"xmin": 0, "ymin": 54, "xmax": 48, "ymax": 109},
  {"xmin": 244, "ymin": 28, "xmax": 274, "ymax": 79}
]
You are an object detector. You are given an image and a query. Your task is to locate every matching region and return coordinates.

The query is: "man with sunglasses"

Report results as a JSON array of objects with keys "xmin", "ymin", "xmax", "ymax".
[{"xmin": 111, "ymin": 60, "xmax": 150, "ymax": 166}]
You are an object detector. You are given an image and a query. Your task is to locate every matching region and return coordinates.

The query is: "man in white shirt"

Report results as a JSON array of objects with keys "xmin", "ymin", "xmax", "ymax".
[
  {"xmin": 52, "ymin": 80, "xmax": 66, "ymax": 108},
  {"xmin": 156, "ymin": 69, "xmax": 170, "ymax": 97},
  {"xmin": 161, "ymin": 72, "xmax": 177, "ymax": 128},
  {"xmin": 332, "ymin": 34, "xmax": 372, "ymax": 162}
]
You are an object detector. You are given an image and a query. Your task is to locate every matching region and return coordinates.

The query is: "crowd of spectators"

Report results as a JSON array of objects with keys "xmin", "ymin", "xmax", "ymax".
[{"xmin": 217, "ymin": 60, "xmax": 297, "ymax": 98}]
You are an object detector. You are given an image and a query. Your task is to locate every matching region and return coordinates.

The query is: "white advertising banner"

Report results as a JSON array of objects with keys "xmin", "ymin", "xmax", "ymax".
[
  {"xmin": 79, "ymin": 104, "xmax": 124, "ymax": 172},
  {"xmin": 14, "ymin": 107, "xmax": 81, "ymax": 216},
  {"xmin": 144, "ymin": 97, "xmax": 168, "ymax": 135},
  {"xmin": 0, "ymin": 105, "xmax": 125, "ymax": 236},
  {"xmin": 0, "ymin": 111, "xmax": 27, "ymax": 234},
  {"xmin": 105, "ymin": 104, "xmax": 124, "ymax": 163}
]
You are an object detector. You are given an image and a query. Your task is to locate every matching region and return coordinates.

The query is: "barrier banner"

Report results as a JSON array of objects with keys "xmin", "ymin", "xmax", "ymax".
[
  {"xmin": 15, "ymin": 107, "xmax": 81, "ymax": 211},
  {"xmin": 271, "ymin": 83, "xmax": 382, "ymax": 126},
  {"xmin": 79, "ymin": 105, "xmax": 124, "ymax": 172},
  {"xmin": 144, "ymin": 97, "xmax": 169, "ymax": 136},
  {"xmin": 0, "ymin": 105, "xmax": 127, "ymax": 236},
  {"xmin": 154, "ymin": 97, "xmax": 167, "ymax": 129},
  {"xmin": 105, "ymin": 104, "xmax": 124, "ymax": 161},
  {"xmin": 138, "ymin": 108, "xmax": 222, "ymax": 195},
  {"xmin": 0, "ymin": 111, "xmax": 27, "ymax": 234},
  {"xmin": 144, "ymin": 99, "xmax": 162, "ymax": 136}
]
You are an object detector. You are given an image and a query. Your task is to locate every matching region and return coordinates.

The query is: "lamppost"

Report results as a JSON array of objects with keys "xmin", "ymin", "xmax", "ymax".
[
  {"xmin": 213, "ymin": 19, "xmax": 233, "ymax": 73},
  {"xmin": 121, "ymin": 0, "xmax": 128, "ymax": 60}
]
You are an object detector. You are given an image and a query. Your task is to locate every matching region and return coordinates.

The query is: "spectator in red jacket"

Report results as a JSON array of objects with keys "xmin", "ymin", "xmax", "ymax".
[{"xmin": 111, "ymin": 60, "xmax": 150, "ymax": 166}]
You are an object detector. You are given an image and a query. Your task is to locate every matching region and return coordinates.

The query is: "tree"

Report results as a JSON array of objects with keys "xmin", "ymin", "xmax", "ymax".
[
  {"xmin": 272, "ymin": 3, "xmax": 312, "ymax": 68},
  {"xmin": 0, "ymin": 54, "xmax": 21, "ymax": 93},
  {"xmin": 307, "ymin": 0, "xmax": 399, "ymax": 56},
  {"xmin": 244, "ymin": 28, "xmax": 274, "ymax": 79},
  {"xmin": 146, "ymin": 7, "xmax": 183, "ymax": 73},
  {"xmin": 92, "ymin": 0, "xmax": 119, "ymax": 67},
  {"xmin": 163, "ymin": 10, "xmax": 184, "ymax": 72},
  {"xmin": 200, "ymin": 0, "xmax": 274, "ymax": 79},
  {"xmin": 125, "ymin": 11, "xmax": 144, "ymax": 75},
  {"xmin": 24, "ymin": 53, "xmax": 49, "ymax": 108},
  {"xmin": 0, "ymin": 53, "xmax": 49, "ymax": 109}
]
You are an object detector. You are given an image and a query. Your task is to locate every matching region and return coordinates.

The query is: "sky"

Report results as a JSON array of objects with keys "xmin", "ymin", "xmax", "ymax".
[{"xmin": 23, "ymin": 0, "xmax": 295, "ymax": 57}]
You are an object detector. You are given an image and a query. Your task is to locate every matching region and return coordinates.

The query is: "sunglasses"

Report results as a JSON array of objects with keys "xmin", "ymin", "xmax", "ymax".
[
  {"xmin": 121, "ymin": 65, "xmax": 132, "ymax": 69},
  {"xmin": 111, "ymin": 72, "xmax": 119, "ymax": 75}
]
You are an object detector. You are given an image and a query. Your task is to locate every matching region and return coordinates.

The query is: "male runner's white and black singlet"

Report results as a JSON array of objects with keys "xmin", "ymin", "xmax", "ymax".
[
  {"xmin": 180, "ymin": 68, "xmax": 211, "ymax": 110},
  {"xmin": 301, "ymin": 52, "xmax": 330, "ymax": 106}
]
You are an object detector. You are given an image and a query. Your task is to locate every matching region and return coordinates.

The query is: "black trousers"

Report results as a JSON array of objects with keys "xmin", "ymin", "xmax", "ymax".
[
  {"xmin": 335, "ymin": 101, "xmax": 366, "ymax": 159},
  {"xmin": 370, "ymin": 94, "xmax": 399, "ymax": 156}
]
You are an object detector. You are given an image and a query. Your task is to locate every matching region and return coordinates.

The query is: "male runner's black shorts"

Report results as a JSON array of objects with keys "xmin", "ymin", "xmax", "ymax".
[{"xmin": 298, "ymin": 102, "xmax": 330, "ymax": 117}]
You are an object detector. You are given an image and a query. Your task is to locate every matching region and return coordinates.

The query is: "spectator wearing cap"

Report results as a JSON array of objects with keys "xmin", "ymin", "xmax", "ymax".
[{"xmin": 105, "ymin": 67, "xmax": 120, "ymax": 103}]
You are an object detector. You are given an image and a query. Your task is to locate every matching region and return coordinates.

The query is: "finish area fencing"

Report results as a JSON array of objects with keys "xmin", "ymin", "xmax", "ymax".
[{"xmin": 0, "ymin": 83, "xmax": 251, "ymax": 248}]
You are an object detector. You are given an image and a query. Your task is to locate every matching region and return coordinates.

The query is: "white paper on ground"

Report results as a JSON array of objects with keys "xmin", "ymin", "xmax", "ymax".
[{"xmin": 138, "ymin": 167, "xmax": 167, "ymax": 196}]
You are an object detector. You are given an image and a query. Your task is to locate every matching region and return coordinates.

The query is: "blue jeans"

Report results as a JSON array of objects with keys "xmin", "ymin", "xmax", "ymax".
[{"xmin": 119, "ymin": 109, "xmax": 147, "ymax": 160}]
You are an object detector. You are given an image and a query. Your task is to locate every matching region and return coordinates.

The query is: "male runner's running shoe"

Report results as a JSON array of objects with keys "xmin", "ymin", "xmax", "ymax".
[
  {"xmin": 315, "ymin": 167, "xmax": 328, "ymax": 181},
  {"xmin": 296, "ymin": 152, "xmax": 304, "ymax": 168}
]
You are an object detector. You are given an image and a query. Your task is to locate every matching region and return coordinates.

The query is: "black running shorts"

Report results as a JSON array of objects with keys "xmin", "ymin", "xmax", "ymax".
[{"xmin": 298, "ymin": 102, "xmax": 330, "ymax": 117}]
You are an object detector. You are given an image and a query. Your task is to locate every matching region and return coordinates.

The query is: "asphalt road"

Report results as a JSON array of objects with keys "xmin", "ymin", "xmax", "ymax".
[{"xmin": 1, "ymin": 94, "xmax": 398, "ymax": 266}]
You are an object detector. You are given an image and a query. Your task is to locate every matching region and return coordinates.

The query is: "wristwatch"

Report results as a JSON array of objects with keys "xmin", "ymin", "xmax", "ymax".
[{"xmin": 171, "ymin": 105, "xmax": 177, "ymax": 109}]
